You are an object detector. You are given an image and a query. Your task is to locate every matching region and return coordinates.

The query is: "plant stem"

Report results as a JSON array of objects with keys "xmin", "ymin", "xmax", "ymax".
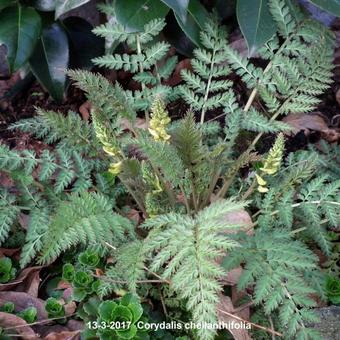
[
  {"xmin": 136, "ymin": 35, "xmax": 149, "ymax": 123},
  {"xmin": 200, "ymin": 49, "xmax": 216, "ymax": 124},
  {"xmin": 217, "ymin": 308, "xmax": 283, "ymax": 337}
]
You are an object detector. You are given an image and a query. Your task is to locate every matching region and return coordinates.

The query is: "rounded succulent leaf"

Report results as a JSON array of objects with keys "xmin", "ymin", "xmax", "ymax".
[
  {"xmin": 45, "ymin": 297, "xmax": 65, "ymax": 317},
  {"xmin": 98, "ymin": 301, "xmax": 118, "ymax": 322},
  {"xmin": 62, "ymin": 263, "xmax": 75, "ymax": 282},
  {"xmin": 326, "ymin": 276, "xmax": 340, "ymax": 305},
  {"xmin": 73, "ymin": 271, "xmax": 93, "ymax": 288},
  {"xmin": 78, "ymin": 250, "xmax": 100, "ymax": 268}
]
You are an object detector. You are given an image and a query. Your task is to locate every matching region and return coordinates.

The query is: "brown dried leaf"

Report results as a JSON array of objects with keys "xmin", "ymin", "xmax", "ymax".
[
  {"xmin": 0, "ymin": 291, "xmax": 47, "ymax": 319},
  {"xmin": 283, "ymin": 113, "xmax": 340, "ymax": 142},
  {"xmin": 43, "ymin": 330, "xmax": 80, "ymax": 340},
  {"xmin": 0, "ymin": 266, "xmax": 42, "ymax": 295},
  {"xmin": 0, "ymin": 312, "xmax": 37, "ymax": 339},
  {"xmin": 79, "ymin": 101, "xmax": 91, "ymax": 121}
]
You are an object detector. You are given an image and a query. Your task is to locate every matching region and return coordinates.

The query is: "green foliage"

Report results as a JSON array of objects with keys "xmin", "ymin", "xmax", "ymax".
[
  {"xmin": 45, "ymin": 298, "xmax": 65, "ymax": 318},
  {"xmin": 0, "ymin": 2, "xmax": 102, "ymax": 102},
  {"xmin": 17, "ymin": 307, "xmax": 38, "ymax": 323},
  {"xmin": 223, "ymin": 230, "xmax": 322, "ymax": 338},
  {"xmin": 1, "ymin": 6, "xmax": 339, "ymax": 340},
  {"xmin": 179, "ymin": 16, "xmax": 233, "ymax": 123},
  {"xmin": 97, "ymin": 294, "xmax": 144, "ymax": 339},
  {"xmin": 325, "ymin": 276, "xmax": 340, "ymax": 305},
  {"xmin": 0, "ymin": 257, "xmax": 16, "ymax": 283},
  {"xmin": 78, "ymin": 250, "xmax": 101, "ymax": 268},
  {"xmin": 0, "ymin": 302, "xmax": 15, "ymax": 313},
  {"xmin": 93, "ymin": 17, "xmax": 176, "ymax": 112},
  {"xmin": 143, "ymin": 199, "xmax": 246, "ymax": 340}
]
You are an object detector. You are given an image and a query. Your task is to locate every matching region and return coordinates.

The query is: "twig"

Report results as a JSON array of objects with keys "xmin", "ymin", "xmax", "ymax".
[
  {"xmin": 269, "ymin": 316, "xmax": 276, "ymax": 340},
  {"xmin": 217, "ymin": 308, "xmax": 283, "ymax": 337},
  {"xmin": 2, "ymin": 313, "xmax": 77, "ymax": 331}
]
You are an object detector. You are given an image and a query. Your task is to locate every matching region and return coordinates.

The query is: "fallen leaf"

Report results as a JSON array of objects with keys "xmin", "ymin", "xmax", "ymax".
[
  {"xmin": 44, "ymin": 330, "xmax": 80, "ymax": 340},
  {"xmin": 0, "ymin": 266, "xmax": 42, "ymax": 295},
  {"xmin": 0, "ymin": 312, "xmax": 37, "ymax": 339},
  {"xmin": 0, "ymin": 291, "xmax": 47, "ymax": 319},
  {"xmin": 0, "ymin": 248, "xmax": 20, "ymax": 257},
  {"xmin": 166, "ymin": 58, "xmax": 191, "ymax": 87},
  {"xmin": 64, "ymin": 301, "xmax": 77, "ymax": 316},
  {"xmin": 15, "ymin": 269, "xmax": 41, "ymax": 297},
  {"xmin": 79, "ymin": 101, "xmax": 91, "ymax": 121},
  {"xmin": 283, "ymin": 113, "xmax": 340, "ymax": 142},
  {"xmin": 43, "ymin": 330, "xmax": 80, "ymax": 340}
]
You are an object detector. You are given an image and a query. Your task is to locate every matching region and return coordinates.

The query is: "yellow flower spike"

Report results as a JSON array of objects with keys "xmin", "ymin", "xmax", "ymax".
[
  {"xmin": 108, "ymin": 161, "xmax": 123, "ymax": 176},
  {"xmin": 260, "ymin": 133, "xmax": 285, "ymax": 176},
  {"xmin": 255, "ymin": 174, "xmax": 267, "ymax": 186},
  {"xmin": 148, "ymin": 97, "xmax": 171, "ymax": 142}
]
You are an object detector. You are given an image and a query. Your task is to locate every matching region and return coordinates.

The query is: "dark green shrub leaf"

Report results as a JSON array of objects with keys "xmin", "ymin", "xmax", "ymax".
[
  {"xmin": 29, "ymin": 23, "xmax": 69, "ymax": 103},
  {"xmin": 0, "ymin": 5, "xmax": 41, "ymax": 72},
  {"xmin": 33, "ymin": 0, "xmax": 56, "ymax": 11},
  {"xmin": 55, "ymin": 0, "xmax": 91, "ymax": 19},
  {"xmin": 62, "ymin": 16, "xmax": 104, "ymax": 69},
  {"xmin": 309, "ymin": 0, "xmax": 340, "ymax": 17},
  {"xmin": 0, "ymin": 0, "xmax": 16, "ymax": 11},
  {"xmin": 114, "ymin": 0, "xmax": 169, "ymax": 32},
  {"xmin": 237, "ymin": 0, "xmax": 277, "ymax": 56},
  {"xmin": 160, "ymin": 0, "xmax": 189, "ymax": 22},
  {"xmin": 78, "ymin": 250, "xmax": 100, "ymax": 268},
  {"xmin": 173, "ymin": 0, "xmax": 208, "ymax": 46}
]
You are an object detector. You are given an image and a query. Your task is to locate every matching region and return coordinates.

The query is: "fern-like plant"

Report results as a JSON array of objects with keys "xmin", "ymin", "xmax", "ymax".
[{"xmin": 1, "ymin": 2, "xmax": 339, "ymax": 340}]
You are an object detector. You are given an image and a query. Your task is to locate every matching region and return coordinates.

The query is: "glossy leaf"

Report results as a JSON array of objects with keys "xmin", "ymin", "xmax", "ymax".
[
  {"xmin": 237, "ymin": 0, "xmax": 277, "ymax": 56},
  {"xmin": 114, "ymin": 0, "xmax": 169, "ymax": 32},
  {"xmin": 0, "ymin": 0, "xmax": 15, "ymax": 11},
  {"xmin": 55, "ymin": 0, "xmax": 91, "ymax": 19},
  {"xmin": 309, "ymin": 0, "xmax": 340, "ymax": 17},
  {"xmin": 62, "ymin": 16, "xmax": 104, "ymax": 69},
  {"xmin": 29, "ymin": 23, "xmax": 69, "ymax": 103},
  {"xmin": 160, "ymin": 0, "xmax": 189, "ymax": 22},
  {"xmin": 0, "ymin": 5, "xmax": 41, "ymax": 73},
  {"xmin": 174, "ymin": 0, "xmax": 208, "ymax": 46},
  {"xmin": 33, "ymin": 0, "xmax": 56, "ymax": 12}
]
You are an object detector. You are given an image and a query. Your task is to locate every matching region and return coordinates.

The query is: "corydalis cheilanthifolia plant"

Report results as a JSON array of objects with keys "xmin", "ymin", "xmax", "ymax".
[{"xmin": 1, "ymin": 1, "xmax": 339, "ymax": 339}]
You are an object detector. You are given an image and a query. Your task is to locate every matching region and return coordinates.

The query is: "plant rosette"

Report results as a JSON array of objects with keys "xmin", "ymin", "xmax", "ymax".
[
  {"xmin": 326, "ymin": 276, "xmax": 340, "ymax": 305},
  {"xmin": 0, "ymin": 257, "xmax": 16, "ymax": 283},
  {"xmin": 72, "ymin": 270, "xmax": 100, "ymax": 302},
  {"xmin": 45, "ymin": 297, "xmax": 65, "ymax": 318},
  {"xmin": 97, "ymin": 294, "xmax": 143, "ymax": 339},
  {"xmin": 78, "ymin": 250, "xmax": 100, "ymax": 268}
]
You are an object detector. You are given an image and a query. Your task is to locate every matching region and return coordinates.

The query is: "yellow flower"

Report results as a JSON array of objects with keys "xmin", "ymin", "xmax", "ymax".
[
  {"xmin": 103, "ymin": 146, "xmax": 118, "ymax": 157},
  {"xmin": 258, "ymin": 186, "xmax": 269, "ymax": 193},
  {"xmin": 148, "ymin": 98, "xmax": 171, "ymax": 142},
  {"xmin": 108, "ymin": 161, "xmax": 122, "ymax": 176},
  {"xmin": 255, "ymin": 174, "xmax": 267, "ymax": 186}
]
